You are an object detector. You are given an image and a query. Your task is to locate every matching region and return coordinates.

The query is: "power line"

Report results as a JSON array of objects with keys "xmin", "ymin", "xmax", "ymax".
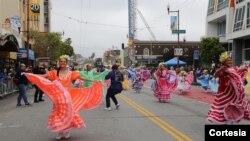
[{"xmin": 51, "ymin": 11, "xmax": 128, "ymax": 29}]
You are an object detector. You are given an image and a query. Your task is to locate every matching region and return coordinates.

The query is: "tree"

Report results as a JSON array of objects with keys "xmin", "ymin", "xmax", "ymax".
[
  {"xmin": 200, "ymin": 37, "xmax": 225, "ymax": 66},
  {"xmin": 31, "ymin": 31, "xmax": 75, "ymax": 65},
  {"xmin": 60, "ymin": 38, "xmax": 74, "ymax": 57}
]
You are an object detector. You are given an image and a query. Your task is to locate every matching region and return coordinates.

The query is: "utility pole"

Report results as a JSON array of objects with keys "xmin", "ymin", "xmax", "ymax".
[
  {"xmin": 168, "ymin": 4, "xmax": 181, "ymax": 67},
  {"xmin": 26, "ymin": 0, "xmax": 30, "ymax": 66}
]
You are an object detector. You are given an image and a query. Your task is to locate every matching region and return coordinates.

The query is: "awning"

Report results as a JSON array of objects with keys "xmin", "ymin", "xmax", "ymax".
[{"xmin": 164, "ymin": 57, "xmax": 187, "ymax": 66}]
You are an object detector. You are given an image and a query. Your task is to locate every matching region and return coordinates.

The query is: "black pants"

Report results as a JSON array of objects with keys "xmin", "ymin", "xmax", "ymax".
[
  {"xmin": 34, "ymin": 85, "xmax": 44, "ymax": 101},
  {"xmin": 105, "ymin": 87, "xmax": 119, "ymax": 108}
]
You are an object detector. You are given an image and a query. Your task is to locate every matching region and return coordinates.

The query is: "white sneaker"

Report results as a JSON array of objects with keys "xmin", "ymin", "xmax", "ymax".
[
  {"xmin": 115, "ymin": 104, "xmax": 120, "ymax": 110},
  {"xmin": 56, "ymin": 131, "xmax": 63, "ymax": 140},
  {"xmin": 63, "ymin": 131, "xmax": 71, "ymax": 139},
  {"xmin": 104, "ymin": 107, "xmax": 111, "ymax": 111}
]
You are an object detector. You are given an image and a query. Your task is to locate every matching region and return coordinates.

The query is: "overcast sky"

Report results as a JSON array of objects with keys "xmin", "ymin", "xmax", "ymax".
[{"xmin": 51, "ymin": 0, "xmax": 208, "ymax": 58}]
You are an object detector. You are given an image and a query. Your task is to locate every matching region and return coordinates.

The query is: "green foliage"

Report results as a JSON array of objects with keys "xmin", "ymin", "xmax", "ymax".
[
  {"xmin": 200, "ymin": 37, "xmax": 225, "ymax": 65},
  {"xmin": 31, "ymin": 31, "xmax": 75, "ymax": 64}
]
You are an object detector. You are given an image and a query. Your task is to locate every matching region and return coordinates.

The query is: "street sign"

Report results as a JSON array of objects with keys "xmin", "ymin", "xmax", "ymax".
[
  {"xmin": 174, "ymin": 48, "xmax": 183, "ymax": 56},
  {"xmin": 172, "ymin": 29, "xmax": 186, "ymax": 34}
]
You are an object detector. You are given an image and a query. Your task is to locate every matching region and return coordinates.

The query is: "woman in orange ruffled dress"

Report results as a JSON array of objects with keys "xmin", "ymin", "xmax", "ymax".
[{"xmin": 24, "ymin": 55, "xmax": 103, "ymax": 139}]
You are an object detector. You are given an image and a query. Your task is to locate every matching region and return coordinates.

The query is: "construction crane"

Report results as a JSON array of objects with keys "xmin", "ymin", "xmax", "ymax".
[
  {"xmin": 128, "ymin": 0, "xmax": 157, "ymax": 64},
  {"xmin": 136, "ymin": 8, "xmax": 157, "ymax": 41},
  {"xmin": 128, "ymin": 0, "xmax": 137, "ymax": 63}
]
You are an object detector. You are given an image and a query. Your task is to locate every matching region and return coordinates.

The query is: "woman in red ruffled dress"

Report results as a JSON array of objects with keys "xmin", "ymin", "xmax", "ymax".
[
  {"xmin": 154, "ymin": 63, "xmax": 177, "ymax": 102},
  {"xmin": 207, "ymin": 52, "xmax": 250, "ymax": 124},
  {"xmin": 24, "ymin": 55, "xmax": 103, "ymax": 139}
]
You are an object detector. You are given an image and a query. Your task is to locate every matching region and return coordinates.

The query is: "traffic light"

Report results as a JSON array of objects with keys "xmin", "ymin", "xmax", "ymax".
[{"xmin": 121, "ymin": 43, "xmax": 124, "ymax": 49}]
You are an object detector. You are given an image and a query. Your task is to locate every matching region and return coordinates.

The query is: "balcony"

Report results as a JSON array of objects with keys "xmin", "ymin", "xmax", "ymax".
[
  {"xmin": 217, "ymin": 0, "xmax": 229, "ymax": 12},
  {"xmin": 207, "ymin": 7, "xmax": 214, "ymax": 16}
]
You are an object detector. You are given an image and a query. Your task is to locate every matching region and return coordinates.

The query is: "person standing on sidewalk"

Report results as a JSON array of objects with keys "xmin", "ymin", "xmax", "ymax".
[
  {"xmin": 15, "ymin": 63, "xmax": 31, "ymax": 106},
  {"xmin": 207, "ymin": 52, "xmax": 250, "ymax": 124}
]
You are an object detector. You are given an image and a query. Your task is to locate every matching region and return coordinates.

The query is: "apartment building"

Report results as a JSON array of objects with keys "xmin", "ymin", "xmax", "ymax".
[{"xmin": 206, "ymin": 0, "xmax": 250, "ymax": 66}]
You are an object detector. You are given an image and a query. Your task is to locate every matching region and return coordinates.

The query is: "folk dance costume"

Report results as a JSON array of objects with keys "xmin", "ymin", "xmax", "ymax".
[
  {"xmin": 120, "ymin": 66, "xmax": 130, "ymax": 90},
  {"xmin": 154, "ymin": 63, "xmax": 177, "ymax": 102},
  {"xmin": 209, "ymin": 76, "xmax": 219, "ymax": 94},
  {"xmin": 24, "ymin": 55, "xmax": 103, "ymax": 139},
  {"xmin": 197, "ymin": 70, "xmax": 211, "ymax": 92},
  {"xmin": 207, "ymin": 52, "xmax": 250, "ymax": 124},
  {"xmin": 167, "ymin": 67, "xmax": 178, "ymax": 91},
  {"xmin": 127, "ymin": 65, "xmax": 136, "ymax": 85},
  {"xmin": 80, "ymin": 64, "xmax": 109, "ymax": 87},
  {"xmin": 177, "ymin": 71, "xmax": 193, "ymax": 94},
  {"xmin": 132, "ymin": 68, "xmax": 144, "ymax": 93}
]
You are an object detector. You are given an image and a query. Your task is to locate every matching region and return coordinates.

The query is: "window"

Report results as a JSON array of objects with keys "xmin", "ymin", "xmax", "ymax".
[
  {"xmin": 45, "ymin": 17, "xmax": 49, "ymax": 24},
  {"xmin": 44, "ymin": 5, "xmax": 49, "ymax": 13},
  {"xmin": 143, "ymin": 48, "xmax": 149, "ymax": 56},
  {"xmin": 208, "ymin": 0, "xmax": 215, "ymax": 15},
  {"xmin": 247, "ymin": 3, "xmax": 250, "ymax": 28},
  {"xmin": 217, "ymin": 0, "xmax": 229, "ymax": 11},
  {"xmin": 163, "ymin": 48, "xmax": 169, "ymax": 54},
  {"xmin": 217, "ymin": 20, "xmax": 226, "ymax": 36},
  {"xmin": 233, "ymin": 6, "xmax": 245, "ymax": 31}
]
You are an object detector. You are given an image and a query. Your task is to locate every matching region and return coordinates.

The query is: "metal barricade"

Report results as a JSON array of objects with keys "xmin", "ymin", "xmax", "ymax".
[{"xmin": 0, "ymin": 78, "xmax": 18, "ymax": 98}]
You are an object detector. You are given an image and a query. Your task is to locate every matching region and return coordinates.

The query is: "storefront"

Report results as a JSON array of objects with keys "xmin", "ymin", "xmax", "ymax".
[{"xmin": 0, "ymin": 34, "xmax": 19, "ymax": 68}]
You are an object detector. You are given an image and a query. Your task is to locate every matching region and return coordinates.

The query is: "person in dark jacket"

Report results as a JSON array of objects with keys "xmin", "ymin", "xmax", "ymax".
[
  {"xmin": 104, "ymin": 64, "xmax": 123, "ymax": 111},
  {"xmin": 15, "ymin": 63, "xmax": 30, "ymax": 106},
  {"xmin": 33, "ymin": 66, "xmax": 45, "ymax": 103}
]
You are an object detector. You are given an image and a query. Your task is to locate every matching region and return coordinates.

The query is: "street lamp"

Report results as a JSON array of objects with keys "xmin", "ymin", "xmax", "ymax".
[{"xmin": 167, "ymin": 4, "xmax": 181, "ymax": 67}]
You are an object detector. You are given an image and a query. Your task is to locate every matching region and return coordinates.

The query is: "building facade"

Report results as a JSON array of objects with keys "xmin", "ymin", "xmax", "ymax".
[
  {"xmin": 0, "ymin": 0, "xmax": 21, "ymax": 68},
  {"xmin": 20, "ymin": 0, "xmax": 51, "ymax": 44},
  {"xmin": 123, "ymin": 40, "xmax": 200, "ymax": 67},
  {"xmin": 19, "ymin": 0, "xmax": 51, "ymax": 65},
  {"xmin": 206, "ymin": 0, "xmax": 250, "ymax": 66},
  {"xmin": 0, "ymin": 0, "xmax": 52, "ymax": 67}
]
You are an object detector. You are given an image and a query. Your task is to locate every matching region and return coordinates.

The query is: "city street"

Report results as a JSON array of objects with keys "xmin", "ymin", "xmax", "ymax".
[{"xmin": 1, "ymin": 82, "xmax": 249, "ymax": 141}]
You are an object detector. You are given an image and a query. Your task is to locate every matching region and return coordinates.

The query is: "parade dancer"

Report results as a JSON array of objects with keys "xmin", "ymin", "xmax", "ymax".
[
  {"xmin": 167, "ymin": 66, "xmax": 178, "ymax": 91},
  {"xmin": 176, "ymin": 68, "xmax": 193, "ymax": 94},
  {"xmin": 127, "ymin": 64, "xmax": 136, "ymax": 87},
  {"xmin": 104, "ymin": 64, "xmax": 123, "ymax": 110},
  {"xmin": 197, "ymin": 70, "xmax": 211, "ymax": 93},
  {"xmin": 80, "ymin": 64, "xmax": 109, "ymax": 87},
  {"xmin": 207, "ymin": 52, "xmax": 250, "ymax": 124},
  {"xmin": 132, "ymin": 68, "xmax": 144, "ymax": 93},
  {"xmin": 209, "ymin": 75, "xmax": 219, "ymax": 94},
  {"xmin": 154, "ymin": 63, "xmax": 176, "ymax": 102},
  {"xmin": 120, "ymin": 66, "xmax": 130, "ymax": 90},
  {"xmin": 24, "ymin": 55, "xmax": 103, "ymax": 139}
]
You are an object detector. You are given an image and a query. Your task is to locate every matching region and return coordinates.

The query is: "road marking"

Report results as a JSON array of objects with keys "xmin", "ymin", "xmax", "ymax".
[{"xmin": 120, "ymin": 94, "xmax": 192, "ymax": 141}]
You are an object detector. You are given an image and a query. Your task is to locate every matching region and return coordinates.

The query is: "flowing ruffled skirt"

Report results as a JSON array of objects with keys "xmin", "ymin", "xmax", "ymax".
[
  {"xmin": 122, "ymin": 78, "xmax": 130, "ymax": 90},
  {"xmin": 24, "ymin": 73, "xmax": 103, "ymax": 132},
  {"xmin": 154, "ymin": 78, "xmax": 171, "ymax": 100}
]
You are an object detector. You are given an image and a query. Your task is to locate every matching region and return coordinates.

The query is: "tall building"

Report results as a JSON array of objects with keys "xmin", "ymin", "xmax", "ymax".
[
  {"xmin": 19, "ymin": 0, "xmax": 51, "ymax": 65},
  {"xmin": 0, "ymin": 0, "xmax": 21, "ymax": 68},
  {"xmin": 20, "ymin": 0, "xmax": 51, "ymax": 46},
  {"xmin": 206, "ymin": 0, "xmax": 250, "ymax": 66}
]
